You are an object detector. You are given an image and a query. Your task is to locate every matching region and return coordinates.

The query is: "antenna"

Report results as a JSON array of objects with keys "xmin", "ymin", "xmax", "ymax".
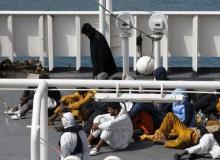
[
  {"xmin": 148, "ymin": 12, "xmax": 168, "ymax": 70},
  {"xmin": 116, "ymin": 12, "xmax": 135, "ymax": 79}
]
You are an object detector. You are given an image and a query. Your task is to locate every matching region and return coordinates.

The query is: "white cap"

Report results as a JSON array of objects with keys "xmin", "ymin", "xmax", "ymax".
[
  {"xmin": 104, "ymin": 156, "xmax": 122, "ymax": 160},
  {"xmin": 62, "ymin": 112, "xmax": 75, "ymax": 129},
  {"xmin": 64, "ymin": 155, "xmax": 81, "ymax": 160}
]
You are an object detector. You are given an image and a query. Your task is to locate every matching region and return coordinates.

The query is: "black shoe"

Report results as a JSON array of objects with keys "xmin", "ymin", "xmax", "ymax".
[
  {"xmin": 173, "ymin": 153, "xmax": 181, "ymax": 160},
  {"xmin": 189, "ymin": 153, "xmax": 198, "ymax": 160}
]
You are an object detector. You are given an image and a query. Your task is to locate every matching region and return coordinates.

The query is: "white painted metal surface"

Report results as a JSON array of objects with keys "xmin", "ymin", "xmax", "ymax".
[
  {"xmin": 75, "ymin": 15, "xmax": 81, "ymax": 71},
  {"xmin": 0, "ymin": 11, "xmax": 220, "ymax": 71},
  {"xmin": 154, "ymin": 39, "xmax": 160, "ymax": 70},
  {"xmin": 31, "ymin": 80, "xmax": 47, "ymax": 160},
  {"xmin": 95, "ymin": 93, "xmax": 184, "ymax": 102},
  {"xmin": 47, "ymin": 15, "xmax": 53, "ymax": 71},
  {"xmin": 39, "ymin": 16, "xmax": 44, "ymax": 66},
  {"xmin": 99, "ymin": 0, "xmax": 106, "ymax": 35},
  {"xmin": 40, "ymin": 84, "xmax": 48, "ymax": 160}
]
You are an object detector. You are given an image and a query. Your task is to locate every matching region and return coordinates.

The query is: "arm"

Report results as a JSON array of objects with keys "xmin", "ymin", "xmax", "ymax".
[
  {"xmin": 68, "ymin": 91, "xmax": 95, "ymax": 110},
  {"xmin": 61, "ymin": 92, "xmax": 80, "ymax": 102},
  {"xmin": 93, "ymin": 113, "xmax": 111, "ymax": 124},
  {"xmin": 98, "ymin": 114, "xmax": 130, "ymax": 130}
]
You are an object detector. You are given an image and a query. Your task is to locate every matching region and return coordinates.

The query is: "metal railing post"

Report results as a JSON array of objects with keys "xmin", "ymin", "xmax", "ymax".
[
  {"xmin": 31, "ymin": 80, "xmax": 47, "ymax": 160},
  {"xmin": 40, "ymin": 83, "xmax": 48, "ymax": 160},
  {"xmin": 99, "ymin": 0, "xmax": 106, "ymax": 35}
]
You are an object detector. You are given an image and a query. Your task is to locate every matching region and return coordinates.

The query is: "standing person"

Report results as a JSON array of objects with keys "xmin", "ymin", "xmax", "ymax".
[
  {"xmin": 59, "ymin": 112, "xmax": 90, "ymax": 160},
  {"xmin": 81, "ymin": 23, "xmax": 117, "ymax": 79},
  {"xmin": 87, "ymin": 102, "xmax": 133, "ymax": 156}
]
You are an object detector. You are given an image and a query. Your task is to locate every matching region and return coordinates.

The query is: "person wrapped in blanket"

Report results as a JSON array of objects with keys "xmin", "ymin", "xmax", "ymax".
[
  {"xmin": 59, "ymin": 112, "xmax": 90, "ymax": 160},
  {"xmin": 49, "ymin": 89, "xmax": 95, "ymax": 125}
]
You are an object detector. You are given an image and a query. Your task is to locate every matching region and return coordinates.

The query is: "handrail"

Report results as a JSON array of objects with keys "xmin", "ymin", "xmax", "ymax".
[
  {"xmin": 0, "ymin": 11, "xmax": 219, "ymax": 15},
  {"xmin": 1, "ymin": 79, "xmax": 220, "ymax": 90},
  {"xmin": 31, "ymin": 80, "xmax": 47, "ymax": 160}
]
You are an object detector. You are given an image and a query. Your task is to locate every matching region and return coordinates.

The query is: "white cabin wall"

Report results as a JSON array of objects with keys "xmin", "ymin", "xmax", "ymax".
[
  {"xmin": 53, "ymin": 15, "xmax": 75, "ymax": 57},
  {"xmin": 13, "ymin": 15, "xmax": 40, "ymax": 56},
  {"xmin": 110, "ymin": 16, "xmax": 121, "ymax": 57},
  {"xmin": 0, "ymin": 12, "xmax": 220, "ymax": 71},
  {"xmin": 0, "ymin": 16, "xmax": 12, "ymax": 57},
  {"xmin": 199, "ymin": 15, "xmax": 220, "ymax": 57},
  {"xmin": 168, "ymin": 15, "xmax": 193, "ymax": 57}
]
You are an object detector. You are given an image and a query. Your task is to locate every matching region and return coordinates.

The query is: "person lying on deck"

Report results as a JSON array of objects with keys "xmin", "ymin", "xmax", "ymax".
[
  {"xmin": 174, "ymin": 111, "xmax": 220, "ymax": 160},
  {"xmin": 173, "ymin": 126, "xmax": 220, "ymax": 160},
  {"xmin": 140, "ymin": 112, "xmax": 200, "ymax": 149},
  {"xmin": 87, "ymin": 102, "xmax": 133, "ymax": 156},
  {"xmin": 140, "ymin": 111, "xmax": 220, "ymax": 149},
  {"xmin": 6, "ymin": 73, "xmax": 61, "ymax": 120}
]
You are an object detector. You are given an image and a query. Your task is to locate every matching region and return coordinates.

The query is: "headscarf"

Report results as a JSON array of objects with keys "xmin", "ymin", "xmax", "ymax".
[
  {"xmin": 81, "ymin": 23, "xmax": 96, "ymax": 39},
  {"xmin": 153, "ymin": 67, "xmax": 168, "ymax": 80},
  {"xmin": 62, "ymin": 112, "xmax": 75, "ymax": 129}
]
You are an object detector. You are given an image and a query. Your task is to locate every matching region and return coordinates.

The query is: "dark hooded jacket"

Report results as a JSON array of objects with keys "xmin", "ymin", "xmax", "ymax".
[{"xmin": 87, "ymin": 28, "xmax": 117, "ymax": 77}]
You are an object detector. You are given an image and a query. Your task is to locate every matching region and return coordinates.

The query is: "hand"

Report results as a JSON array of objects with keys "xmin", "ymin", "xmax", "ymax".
[{"xmin": 60, "ymin": 102, "xmax": 65, "ymax": 111}]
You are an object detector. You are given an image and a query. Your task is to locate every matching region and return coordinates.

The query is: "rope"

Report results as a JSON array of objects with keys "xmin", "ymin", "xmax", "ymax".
[{"xmin": 40, "ymin": 137, "xmax": 61, "ymax": 155}]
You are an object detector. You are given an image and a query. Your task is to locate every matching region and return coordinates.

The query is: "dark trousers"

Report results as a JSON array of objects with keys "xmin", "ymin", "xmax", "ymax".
[{"xmin": 129, "ymin": 103, "xmax": 162, "ymax": 130}]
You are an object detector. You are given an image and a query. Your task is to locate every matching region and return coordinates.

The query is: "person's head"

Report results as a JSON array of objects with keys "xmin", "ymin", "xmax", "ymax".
[
  {"xmin": 153, "ymin": 67, "xmax": 168, "ymax": 80},
  {"xmin": 195, "ymin": 110, "xmax": 208, "ymax": 126},
  {"xmin": 107, "ymin": 102, "xmax": 121, "ymax": 117},
  {"xmin": 196, "ymin": 123, "xmax": 208, "ymax": 137},
  {"xmin": 76, "ymin": 87, "xmax": 88, "ymax": 95},
  {"xmin": 62, "ymin": 112, "xmax": 75, "ymax": 129},
  {"xmin": 81, "ymin": 23, "xmax": 95, "ymax": 38},
  {"xmin": 104, "ymin": 156, "xmax": 122, "ymax": 160}
]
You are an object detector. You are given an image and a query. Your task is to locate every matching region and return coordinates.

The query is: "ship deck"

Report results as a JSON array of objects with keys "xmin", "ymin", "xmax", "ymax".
[{"xmin": 0, "ymin": 69, "xmax": 219, "ymax": 160}]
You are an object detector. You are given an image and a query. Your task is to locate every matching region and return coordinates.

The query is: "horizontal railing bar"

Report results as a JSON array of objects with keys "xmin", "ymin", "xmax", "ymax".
[
  {"xmin": 0, "ymin": 11, "xmax": 219, "ymax": 15},
  {"xmin": 0, "ymin": 79, "xmax": 220, "ymax": 90}
]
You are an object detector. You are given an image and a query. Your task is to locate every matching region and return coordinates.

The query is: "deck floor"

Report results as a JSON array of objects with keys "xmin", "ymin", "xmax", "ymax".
[{"xmin": 47, "ymin": 70, "xmax": 220, "ymax": 81}]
